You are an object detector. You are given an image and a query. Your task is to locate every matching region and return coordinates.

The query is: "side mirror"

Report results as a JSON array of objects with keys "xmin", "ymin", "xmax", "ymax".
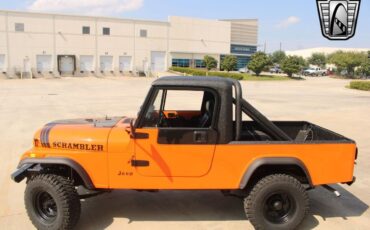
[{"xmin": 125, "ymin": 119, "xmax": 136, "ymax": 138}]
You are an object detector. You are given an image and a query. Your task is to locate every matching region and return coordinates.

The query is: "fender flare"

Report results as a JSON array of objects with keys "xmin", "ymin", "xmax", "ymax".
[
  {"xmin": 14, "ymin": 157, "xmax": 95, "ymax": 189},
  {"xmin": 239, "ymin": 157, "xmax": 313, "ymax": 189}
]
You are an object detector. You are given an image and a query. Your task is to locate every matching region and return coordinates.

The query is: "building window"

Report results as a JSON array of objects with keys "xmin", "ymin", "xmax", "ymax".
[
  {"xmin": 82, "ymin": 26, "xmax": 90, "ymax": 34},
  {"xmin": 230, "ymin": 44, "xmax": 257, "ymax": 55},
  {"xmin": 103, "ymin": 27, "xmax": 110, "ymax": 35},
  {"xmin": 195, "ymin": 59, "xmax": 206, "ymax": 68},
  {"xmin": 140, "ymin": 29, "xmax": 147, "ymax": 37},
  {"xmin": 15, "ymin": 23, "xmax": 24, "ymax": 32},
  {"xmin": 172, "ymin": 59, "xmax": 190, "ymax": 67},
  {"xmin": 221, "ymin": 55, "xmax": 251, "ymax": 70}
]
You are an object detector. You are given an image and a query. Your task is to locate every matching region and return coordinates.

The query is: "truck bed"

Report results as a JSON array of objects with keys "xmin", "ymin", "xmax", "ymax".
[
  {"xmin": 240, "ymin": 121, "xmax": 354, "ymax": 143},
  {"xmin": 273, "ymin": 121, "xmax": 353, "ymax": 142}
]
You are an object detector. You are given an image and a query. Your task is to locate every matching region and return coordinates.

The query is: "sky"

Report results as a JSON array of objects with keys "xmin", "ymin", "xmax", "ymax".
[{"xmin": 1, "ymin": 0, "xmax": 369, "ymax": 52}]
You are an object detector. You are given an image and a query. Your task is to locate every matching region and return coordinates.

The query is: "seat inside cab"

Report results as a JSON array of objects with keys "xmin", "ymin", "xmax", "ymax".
[{"xmin": 141, "ymin": 89, "xmax": 216, "ymax": 128}]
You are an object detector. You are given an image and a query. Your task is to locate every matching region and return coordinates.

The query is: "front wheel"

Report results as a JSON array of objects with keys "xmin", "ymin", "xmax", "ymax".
[
  {"xmin": 244, "ymin": 174, "xmax": 309, "ymax": 230},
  {"xmin": 25, "ymin": 174, "xmax": 81, "ymax": 230}
]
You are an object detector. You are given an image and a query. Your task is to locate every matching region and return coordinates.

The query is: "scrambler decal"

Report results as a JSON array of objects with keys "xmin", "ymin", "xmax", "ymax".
[
  {"xmin": 40, "ymin": 122, "xmax": 105, "ymax": 151},
  {"xmin": 52, "ymin": 142, "xmax": 104, "ymax": 151}
]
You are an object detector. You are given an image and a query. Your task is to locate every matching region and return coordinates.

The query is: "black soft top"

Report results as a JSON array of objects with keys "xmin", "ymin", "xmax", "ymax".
[
  {"xmin": 152, "ymin": 76, "xmax": 235, "ymax": 91},
  {"xmin": 151, "ymin": 75, "xmax": 291, "ymax": 142}
]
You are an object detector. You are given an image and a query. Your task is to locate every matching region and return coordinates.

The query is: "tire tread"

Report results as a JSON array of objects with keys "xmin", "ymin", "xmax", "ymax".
[
  {"xmin": 244, "ymin": 174, "xmax": 309, "ymax": 230},
  {"xmin": 25, "ymin": 174, "xmax": 81, "ymax": 230}
]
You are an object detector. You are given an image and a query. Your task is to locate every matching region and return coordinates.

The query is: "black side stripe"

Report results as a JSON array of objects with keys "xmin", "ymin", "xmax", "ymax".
[
  {"xmin": 38, "ymin": 117, "xmax": 123, "ymax": 148},
  {"xmin": 40, "ymin": 125, "xmax": 48, "ymax": 147},
  {"xmin": 44, "ymin": 124, "xmax": 56, "ymax": 148},
  {"xmin": 40, "ymin": 126, "xmax": 47, "ymax": 147},
  {"xmin": 40, "ymin": 123, "xmax": 57, "ymax": 148}
]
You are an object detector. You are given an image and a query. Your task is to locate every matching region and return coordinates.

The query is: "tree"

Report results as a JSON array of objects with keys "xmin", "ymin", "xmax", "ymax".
[
  {"xmin": 308, "ymin": 53, "xmax": 327, "ymax": 67},
  {"xmin": 297, "ymin": 56, "xmax": 309, "ymax": 68},
  {"xmin": 356, "ymin": 62, "xmax": 370, "ymax": 77},
  {"xmin": 203, "ymin": 55, "xmax": 218, "ymax": 71},
  {"xmin": 328, "ymin": 51, "xmax": 365, "ymax": 77},
  {"xmin": 221, "ymin": 55, "xmax": 238, "ymax": 72},
  {"xmin": 281, "ymin": 55, "xmax": 303, "ymax": 77},
  {"xmin": 356, "ymin": 51, "xmax": 370, "ymax": 77},
  {"xmin": 271, "ymin": 50, "xmax": 286, "ymax": 65},
  {"xmin": 247, "ymin": 52, "xmax": 271, "ymax": 76}
]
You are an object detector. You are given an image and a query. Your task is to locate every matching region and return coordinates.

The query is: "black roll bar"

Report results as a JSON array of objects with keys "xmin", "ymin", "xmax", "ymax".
[
  {"xmin": 230, "ymin": 79, "xmax": 291, "ymax": 142},
  {"xmin": 230, "ymin": 79, "xmax": 242, "ymax": 141}
]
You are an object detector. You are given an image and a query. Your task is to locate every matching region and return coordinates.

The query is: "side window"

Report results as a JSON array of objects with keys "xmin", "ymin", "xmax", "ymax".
[
  {"xmin": 141, "ymin": 89, "xmax": 164, "ymax": 127},
  {"xmin": 141, "ymin": 89, "xmax": 216, "ymax": 128},
  {"xmin": 164, "ymin": 90, "xmax": 203, "ymax": 111}
]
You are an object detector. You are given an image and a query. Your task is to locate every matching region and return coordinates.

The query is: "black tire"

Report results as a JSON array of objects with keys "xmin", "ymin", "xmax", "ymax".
[
  {"xmin": 25, "ymin": 174, "xmax": 81, "ymax": 230},
  {"xmin": 244, "ymin": 174, "xmax": 309, "ymax": 230}
]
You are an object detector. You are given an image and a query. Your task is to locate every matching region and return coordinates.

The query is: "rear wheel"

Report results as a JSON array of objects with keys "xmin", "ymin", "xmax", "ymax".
[
  {"xmin": 25, "ymin": 174, "xmax": 81, "ymax": 230},
  {"xmin": 244, "ymin": 174, "xmax": 309, "ymax": 230}
]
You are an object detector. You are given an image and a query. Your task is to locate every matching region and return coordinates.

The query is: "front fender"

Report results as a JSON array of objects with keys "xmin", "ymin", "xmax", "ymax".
[{"xmin": 11, "ymin": 157, "xmax": 95, "ymax": 189}]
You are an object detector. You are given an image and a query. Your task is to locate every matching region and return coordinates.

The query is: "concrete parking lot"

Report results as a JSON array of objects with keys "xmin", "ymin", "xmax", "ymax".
[{"xmin": 0, "ymin": 76, "xmax": 369, "ymax": 229}]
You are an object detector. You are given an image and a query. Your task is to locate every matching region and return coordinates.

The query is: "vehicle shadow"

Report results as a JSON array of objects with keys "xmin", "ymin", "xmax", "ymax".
[
  {"xmin": 75, "ymin": 185, "xmax": 368, "ymax": 230},
  {"xmin": 75, "ymin": 190, "xmax": 246, "ymax": 229},
  {"xmin": 300, "ymin": 184, "xmax": 368, "ymax": 229}
]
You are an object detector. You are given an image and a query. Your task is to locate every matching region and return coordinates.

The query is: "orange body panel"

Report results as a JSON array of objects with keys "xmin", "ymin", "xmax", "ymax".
[{"xmin": 21, "ymin": 117, "xmax": 356, "ymax": 190}]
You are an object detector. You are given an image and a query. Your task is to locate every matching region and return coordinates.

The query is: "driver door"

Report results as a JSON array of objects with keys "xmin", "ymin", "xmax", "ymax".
[{"xmin": 133, "ymin": 88, "xmax": 218, "ymax": 178}]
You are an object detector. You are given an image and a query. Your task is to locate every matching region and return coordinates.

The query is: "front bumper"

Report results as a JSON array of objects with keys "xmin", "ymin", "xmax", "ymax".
[{"xmin": 10, "ymin": 163, "xmax": 34, "ymax": 182}]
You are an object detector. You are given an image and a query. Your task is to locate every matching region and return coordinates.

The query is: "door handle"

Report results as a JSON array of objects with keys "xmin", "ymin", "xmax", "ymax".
[
  {"xmin": 131, "ymin": 160, "xmax": 149, "ymax": 167},
  {"xmin": 193, "ymin": 131, "xmax": 208, "ymax": 143}
]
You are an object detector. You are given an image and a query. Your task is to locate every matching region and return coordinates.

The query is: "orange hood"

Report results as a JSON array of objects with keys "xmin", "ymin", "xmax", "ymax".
[{"xmin": 34, "ymin": 117, "xmax": 124, "ymax": 152}]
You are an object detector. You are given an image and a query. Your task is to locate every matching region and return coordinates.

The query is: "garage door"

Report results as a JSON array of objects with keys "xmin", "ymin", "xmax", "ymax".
[
  {"xmin": 0, "ymin": 55, "xmax": 5, "ymax": 72},
  {"xmin": 59, "ymin": 56, "xmax": 75, "ymax": 73},
  {"xmin": 119, "ymin": 56, "xmax": 132, "ymax": 71},
  {"xmin": 151, "ymin": 51, "xmax": 166, "ymax": 72},
  {"xmin": 100, "ymin": 56, "xmax": 113, "ymax": 71},
  {"xmin": 80, "ymin": 55, "xmax": 94, "ymax": 72},
  {"xmin": 36, "ymin": 55, "xmax": 52, "ymax": 72}
]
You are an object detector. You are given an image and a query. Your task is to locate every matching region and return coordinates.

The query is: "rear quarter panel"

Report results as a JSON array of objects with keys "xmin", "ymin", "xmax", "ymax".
[{"xmin": 210, "ymin": 142, "xmax": 356, "ymax": 187}]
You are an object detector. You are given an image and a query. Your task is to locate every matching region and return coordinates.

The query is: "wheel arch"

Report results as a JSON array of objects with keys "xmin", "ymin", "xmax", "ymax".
[
  {"xmin": 15, "ymin": 157, "xmax": 95, "ymax": 189},
  {"xmin": 239, "ymin": 157, "xmax": 313, "ymax": 189}
]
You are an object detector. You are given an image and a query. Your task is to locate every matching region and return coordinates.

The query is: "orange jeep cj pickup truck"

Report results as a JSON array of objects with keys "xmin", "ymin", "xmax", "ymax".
[{"xmin": 11, "ymin": 76, "xmax": 357, "ymax": 230}]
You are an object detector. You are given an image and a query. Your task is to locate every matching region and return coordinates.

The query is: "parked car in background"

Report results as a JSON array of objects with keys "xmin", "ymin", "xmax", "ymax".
[
  {"xmin": 269, "ymin": 66, "xmax": 282, "ymax": 74},
  {"xmin": 303, "ymin": 67, "xmax": 327, "ymax": 76},
  {"xmin": 238, "ymin": 67, "xmax": 249, "ymax": 73}
]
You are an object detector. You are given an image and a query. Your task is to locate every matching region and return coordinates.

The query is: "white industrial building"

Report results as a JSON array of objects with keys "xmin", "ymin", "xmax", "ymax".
[
  {"xmin": 286, "ymin": 47, "xmax": 369, "ymax": 59},
  {"xmin": 0, "ymin": 10, "xmax": 258, "ymax": 77}
]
